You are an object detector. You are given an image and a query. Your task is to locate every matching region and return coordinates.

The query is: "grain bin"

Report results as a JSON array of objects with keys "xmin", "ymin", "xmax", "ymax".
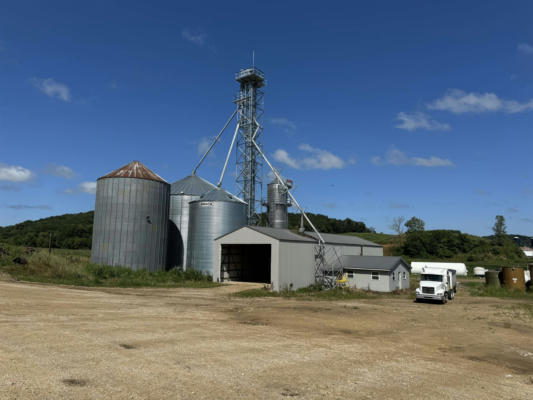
[
  {"xmin": 266, "ymin": 178, "xmax": 292, "ymax": 229},
  {"xmin": 187, "ymin": 187, "xmax": 247, "ymax": 275},
  {"xmin": 168, "ymin": 175, "xmax": 216, "ymax": 269},
  {"xmin": 91, "ymin": 161, "xmax": 170, "ymax": 271},
  {"xmin": 501, "ymin": 267, "xmax": 526, "ymax": 290},
  {"xmin": 485, "ymin": 270, "xmax": 500, "ymax": 287}
]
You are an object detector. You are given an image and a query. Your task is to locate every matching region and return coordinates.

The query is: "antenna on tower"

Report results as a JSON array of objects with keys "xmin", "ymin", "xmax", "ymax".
[{"xmin": 252, "ymin": 50, "xmax": 255, "ymax": 68}]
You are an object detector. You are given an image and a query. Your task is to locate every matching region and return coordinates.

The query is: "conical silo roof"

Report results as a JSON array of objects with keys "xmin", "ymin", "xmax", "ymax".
[
  {"xmin": 99, "ymin": 160, "xmax": 167, "ymax": 183},
  {"xmin": 170, "ymin": 174, "xmax": 216, "ymax": 196},
  {"xmin": 198, "ymin": 187, "xmax": 246, "ymax": 203}
]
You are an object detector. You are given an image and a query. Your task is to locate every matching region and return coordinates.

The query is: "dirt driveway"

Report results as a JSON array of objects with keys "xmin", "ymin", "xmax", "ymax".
[{"xmin": 0, "ymin": 281, "xmax": 532, "ymax": 399}]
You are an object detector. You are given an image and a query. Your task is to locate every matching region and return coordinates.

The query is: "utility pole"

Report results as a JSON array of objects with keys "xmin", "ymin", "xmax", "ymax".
[{"xmin": 48, "ymin": 232, "xmax": 52, "ymax": 254}]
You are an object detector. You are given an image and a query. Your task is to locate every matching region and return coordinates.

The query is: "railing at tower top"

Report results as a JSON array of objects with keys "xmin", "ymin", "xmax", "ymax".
[{"xmin": 235, "ymin": 67, "xmax": 265, "ymax": 81}]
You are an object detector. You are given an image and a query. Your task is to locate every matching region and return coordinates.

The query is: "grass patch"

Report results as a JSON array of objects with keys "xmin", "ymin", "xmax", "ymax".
[
  {"xmin": 463, "ymin": 281, "xmax": 533, "ymax": 300},
  {"xmin": 235, "ymin": 285, "xmax": 411, "ymax": 301},
  {"xmin": 0, "ymin": 245, "xmax": 219, "ymax": 288}
]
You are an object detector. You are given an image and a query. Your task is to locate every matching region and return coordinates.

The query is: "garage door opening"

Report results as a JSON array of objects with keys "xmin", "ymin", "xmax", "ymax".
[{"xmin": 220, "ymin": 244, "xmax": 271, "ymax": 283}]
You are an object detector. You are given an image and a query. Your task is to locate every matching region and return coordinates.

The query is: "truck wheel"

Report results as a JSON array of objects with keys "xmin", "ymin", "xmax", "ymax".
[
  {"xmin": 449, "ymin": 291, "xmax": 454, "ymax": 300},
  {"xmin": 442, "ymin": 293, "xmax": 448, "ymax": 304}
]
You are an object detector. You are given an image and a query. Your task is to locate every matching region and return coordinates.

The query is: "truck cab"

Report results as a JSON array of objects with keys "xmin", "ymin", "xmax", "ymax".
[{"xmin": 415, "ymin": 267, "xmax": 457, "ymax": 304}]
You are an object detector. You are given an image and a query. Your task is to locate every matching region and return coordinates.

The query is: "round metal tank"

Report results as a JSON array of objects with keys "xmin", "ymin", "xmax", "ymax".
[
  {"xmin": 91, "ymin": 161, "xmax": 170, "ymax": 272},
  {"xmin": 485, "ymin": 270, "xmax": 500, "ymax": 287},
  {"xmin": 187, "ymin": 187, "xmax": 247, "ymax": 275},
  {"xmin": 267, "ymin": 178, "xmax": 291, "ymax": 229},
  {"xmin": 168, "ymin": 175, "xmax": 216, "ymax": 269},
  {"xmin": 501, "ymin": 267, "xmax": 526, "ymax": 290},
  {"xmin": 529, "ymin": 264, "xmax": 533, "ymax": 282}
]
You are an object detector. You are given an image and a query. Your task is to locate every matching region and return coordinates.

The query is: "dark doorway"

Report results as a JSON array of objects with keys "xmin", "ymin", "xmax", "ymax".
[
  {"xmin": 220, "ymin": 244, "xmax": 271, "ymax": 283},
  {"xmin": 166, "ymin": 220, "xmax": 183, "ymax": 270}
]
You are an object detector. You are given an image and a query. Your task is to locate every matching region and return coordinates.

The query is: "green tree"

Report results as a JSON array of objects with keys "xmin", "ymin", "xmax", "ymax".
[
  {"xmin": 404, "ymin": 216, "xmax": 425, "ymax": 233},
  {"xmin": 492, "ymin": 215, "xmax": 507, "ymax": 236}
]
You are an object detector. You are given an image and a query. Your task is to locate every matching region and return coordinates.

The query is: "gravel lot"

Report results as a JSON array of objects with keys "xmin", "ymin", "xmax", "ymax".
[{"xmin": 0, "ymin": 280, "xmax": 532, "ymax": 399}]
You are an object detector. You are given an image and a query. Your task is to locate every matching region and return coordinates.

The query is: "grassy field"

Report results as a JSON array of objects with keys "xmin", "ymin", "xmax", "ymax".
[
  {"xmin": 0, "ymin": 244, "xmax": 219, "ymax": 288},
  {"xmin": 461, "ymin": 280, "xmax": 533, "ymax": 300}
]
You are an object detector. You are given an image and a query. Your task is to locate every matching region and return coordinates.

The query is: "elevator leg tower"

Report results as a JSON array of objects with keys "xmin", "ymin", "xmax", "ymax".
[{"xmin": 235, "ymin": 67, "xmax": 265, "ymax": 225}]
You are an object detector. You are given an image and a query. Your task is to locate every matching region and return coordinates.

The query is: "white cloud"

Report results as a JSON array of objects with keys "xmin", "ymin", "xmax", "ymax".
[
  {"xmin": 273, "ymin": 144, "xmax": 347, "ymax": 170},
  {"xmin": 182, "ymin": 28, "xmax": 207, "ymax": 46},
  {"xmin": 31, "ymin": 78, "xmax": 71, "ymax": 102},
  {"xmin": 372, "ymin": 147, "xmax": 454, "ymax": 168},
  {"xmin": 45, "ymin": 163, "xmax": 75, "ymax": 179},
  {"xmin": 396, "ymin": 112, "xmax": 450, "ymax": 131},
  {"xmin": 66, "ymin": 181, "xmax": 96, "ymax": 195},
  {"xmin": 427, "ymin": 89, "xmax": 533, "ymax": 114},
  {"xmin": 518, "ymin": 43, "xmax": 533, "ymax": 55},
  {"xmin": 273, "ymin": 149, "xmax": 300, "ymax": 169},
  {"xmin": 299, "ymin": 144, "xmax": 346, "ymax": 169},
  {"xmin": 269, "ymin": 117, "xmax": 297, "ymax": 133},
  {"xmin": 197, "ymin": 137, "xmax": 212, "ymax": 156},
  {"xmin": 0, "ymin": 163, "xmax": 34, "ymax": 182}
]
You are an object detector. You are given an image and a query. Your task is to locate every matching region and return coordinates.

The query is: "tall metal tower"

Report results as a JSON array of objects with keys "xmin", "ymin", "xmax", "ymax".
[{"xmin": 234, "ymin": 67, "xmax": 265, "ymax": 225}]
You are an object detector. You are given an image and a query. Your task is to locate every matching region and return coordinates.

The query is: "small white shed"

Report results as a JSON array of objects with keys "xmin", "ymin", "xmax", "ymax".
[
  {"xmin": 342, "ymin": 256, "xmax": 411, "ymax": 292},
  {"xmin": 411, "ymin": 262, "xmax": 468, "ymax": 276}
]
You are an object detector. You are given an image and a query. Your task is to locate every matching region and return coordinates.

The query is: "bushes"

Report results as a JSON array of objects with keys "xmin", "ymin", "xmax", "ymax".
[{"xmin": 0, "ymin": 246, "xmax": 218, "ymax": 288}]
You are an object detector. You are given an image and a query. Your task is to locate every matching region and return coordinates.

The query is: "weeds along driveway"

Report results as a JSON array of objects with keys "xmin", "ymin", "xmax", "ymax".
[{"xmin": 0, "ymin": 280, "xmax": 532, "ymax": 399}]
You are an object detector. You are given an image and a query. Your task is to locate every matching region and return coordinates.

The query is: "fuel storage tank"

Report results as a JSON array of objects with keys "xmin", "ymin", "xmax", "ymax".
[
  {"xmin": 168, "ymin": 175, "xmax": 216, "ymax": 269},
  {"xmin": 91, "ymin": 160, "xmax": 170, "ymax": 271},
  {"xmin": 266, "ymin": 178, "xmax": 292, "ymax": 229},
  {"xmin": 187, "ymin": 187, "xmax": 247, "ymax": 275},
  {"xmin": 501, "ymin": 267, "xmax": 526, "ymax": 290}
]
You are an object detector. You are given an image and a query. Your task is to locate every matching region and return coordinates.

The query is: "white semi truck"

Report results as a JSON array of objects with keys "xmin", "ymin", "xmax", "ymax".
[{"xmin": 415, "ymin": 267, "xmax": 457, "ymax": 304}]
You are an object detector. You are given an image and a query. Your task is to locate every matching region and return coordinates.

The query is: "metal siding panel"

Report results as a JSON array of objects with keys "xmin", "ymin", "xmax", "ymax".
[
  {"xmin": 187, "ymin": 200, "xmax": 247, "ymax": 275},
  {"xmin": 278, "ymin": 242, "xmax": 315, "ymax": 291},
  {"xmin": 90, "ymin": 177, "xmax": 169, "ymax": 271}
]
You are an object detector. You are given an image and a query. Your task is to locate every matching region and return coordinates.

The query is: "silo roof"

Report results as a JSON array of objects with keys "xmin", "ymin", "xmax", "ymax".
[
  {"xmin": 170, "ymin": 174, "xmax": 216, "ymax": 195},
  {"xmin": 195, "ymin": 187, "xmax": 246, "ymax": 203},
  {"xmin": 99, "ymin": 161, "xmax": 168, "ymax": 183}
]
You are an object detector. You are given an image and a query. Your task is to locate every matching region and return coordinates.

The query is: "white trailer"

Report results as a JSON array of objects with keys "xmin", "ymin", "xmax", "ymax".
[
  {"xmin": 411, "ymin": 262, "xmax": 467, "ymax": 276},
  {"xmin": 415, "ymin": 267, "xmax": 457, "ymax": 304}
]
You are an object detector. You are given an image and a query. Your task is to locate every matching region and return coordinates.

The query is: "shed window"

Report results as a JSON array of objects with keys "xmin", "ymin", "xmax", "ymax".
[
  {"xmin": 347, "ymin": 272, "xmax": 354, "ymax": 278},
  {"xmin": 371, "ymin": 272, "xmax": 379, "ymax": 280},
  {"xmin": 392, "ymin": 272, "xmax": 395, "ymax": 280},
  {"xmin": 403, "ymin": 272, "xmax": 407, "ymax": 280}
]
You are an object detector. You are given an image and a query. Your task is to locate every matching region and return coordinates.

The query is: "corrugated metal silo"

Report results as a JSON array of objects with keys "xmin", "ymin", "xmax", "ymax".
[
  {"xmin": 266, "ymin": 178, "xmax": 291, "ymax": 229},
  {"xmin": 91, "ymin": 161, "xmax": 170, "ymax": 271},
  {"xmin": 187, "ymin": 187, "xmax": 247, "ymax": 275},
  {"xmin": 168, "ymin": 174, "xmax": 216, "ymax": 269}
]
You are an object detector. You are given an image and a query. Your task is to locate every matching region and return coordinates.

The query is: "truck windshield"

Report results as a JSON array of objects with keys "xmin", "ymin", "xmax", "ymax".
[{"xmin": 421, "ymin": 274, "xmax": 443, "ymax": 282}]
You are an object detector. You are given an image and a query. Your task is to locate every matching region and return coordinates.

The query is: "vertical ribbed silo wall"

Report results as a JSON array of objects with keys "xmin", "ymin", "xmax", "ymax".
[
  {"xmin": 187, "ymin": 201, "xmax": 247, "ymax": 275},
  {"xmin": 168, "ymin": 193, "xmax": 199, "ymax": 269},
  {"xmin": 267, "ymin": 182, "xmax": 288, "ymax": 229},
  {"xmin": 91, "ymin": 177, "xmax": 170, "ymax": 271}
]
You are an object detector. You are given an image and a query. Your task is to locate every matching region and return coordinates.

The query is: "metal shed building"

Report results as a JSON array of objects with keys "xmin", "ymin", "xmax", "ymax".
[
  {"xmin": 213, "ymin": 226, "xmax": 316, "ymax": 291},
  {"xmin": 342, "ymin": 256, "xmax": 410, "ymax": 292},
  {"xmin": 213, "ymin": 227, "xmax": 384, "ymax": 291}
]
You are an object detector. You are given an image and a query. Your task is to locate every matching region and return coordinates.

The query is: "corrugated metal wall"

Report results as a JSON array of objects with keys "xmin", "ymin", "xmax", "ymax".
[
  {"xmin": 168, "ymin": 193, "xmax": 198, "ymax": 269},
  {"xmin": 91, "ymin": 177, "xmax": 170, "ymax": 271},
  {"xmin": 187, "ymin": 200, "xmax": 247, "ymax": 275}
]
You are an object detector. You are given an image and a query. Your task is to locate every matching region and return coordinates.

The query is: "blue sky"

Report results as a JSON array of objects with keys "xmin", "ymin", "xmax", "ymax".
[{"xmin": 0, "ymin": 0, "xmax": 532, "ymax": 235}]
